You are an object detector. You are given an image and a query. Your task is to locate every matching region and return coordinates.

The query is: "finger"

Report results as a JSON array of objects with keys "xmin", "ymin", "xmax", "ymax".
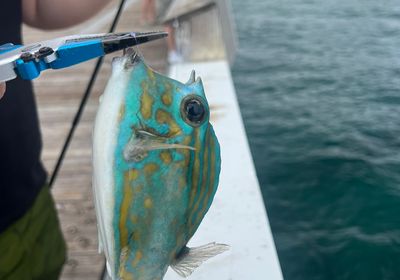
[{"xmin": 0, "ymin": 83, "xmax": 5, "ymax": 99}]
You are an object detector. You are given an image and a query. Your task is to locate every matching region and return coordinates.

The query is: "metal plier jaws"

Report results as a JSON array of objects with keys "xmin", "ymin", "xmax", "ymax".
[{"xmin": 0, "ymin": 31, "xmax": 167, "ymax": 82}]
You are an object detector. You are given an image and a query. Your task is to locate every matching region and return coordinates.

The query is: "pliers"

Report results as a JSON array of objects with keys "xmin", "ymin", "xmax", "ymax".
[{"xmin": 0, "ymin": 31, "xmax": 167, "ymax": 82}]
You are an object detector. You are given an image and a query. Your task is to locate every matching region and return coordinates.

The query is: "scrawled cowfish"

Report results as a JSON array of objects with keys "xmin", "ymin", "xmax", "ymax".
[{"xmin": 92, "ymin": 49, "xmax": 228, "ymax": 280}]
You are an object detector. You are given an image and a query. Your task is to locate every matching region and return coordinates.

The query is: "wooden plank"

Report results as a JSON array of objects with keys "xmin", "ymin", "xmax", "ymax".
[{"xmin": 21, "ymin": 1, "xmax": 169, "ymax": 278}]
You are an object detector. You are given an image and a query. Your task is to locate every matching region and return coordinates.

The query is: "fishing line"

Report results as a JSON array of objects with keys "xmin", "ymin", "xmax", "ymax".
[{"xmin": 49, "ymin": 0, "xmax": 127, "ymax": 187}]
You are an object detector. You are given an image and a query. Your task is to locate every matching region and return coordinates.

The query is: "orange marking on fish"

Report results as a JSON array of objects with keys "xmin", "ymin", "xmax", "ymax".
[
  {"xmin": 194, "ymin": 132, "xmax": 217, "ymax": 230},
  {"xmin": 127, "ymin": 169, "xmax": 139, "ymax": 181},
  {"xmin": 144, "ymin": 197, "xmax": 153, "ymax": 209},
  {"xmin": 119, "ymin": 171, "xmax": 134, "ymax": 249},
  {"xmin": 189, "ymin": 126, "xmax": 210, "ymax": 224},
  {"xmin": 155, "ymin": 109, "xmax": 181, "ymax": 135},
  {"xmin": 144, "ymin": 163, "xmax": 159, "ymax": 176},
  {"xmin": 147, "ymin": 68, "xmax": 156, "ymax": 83},
  {"xmin": 188, "ymin": 129, "xmax": 201, "ymax": 208},
  {"xmin": 160, "ymin": 150, "xmax": 172, "ymax": 164},
  {"xmin": 162, "ymin": 83, "xmax": 173, "ymax": 106},
  {"xmin": 140, "ymin": 81, "xmax": 153, "ymax": 119},
  {"xmin": 118, "ymin": 103, "xmax": 126, "ymax": 122}
]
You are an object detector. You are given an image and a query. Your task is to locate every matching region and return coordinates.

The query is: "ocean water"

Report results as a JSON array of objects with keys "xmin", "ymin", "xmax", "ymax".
[{"xmin": 230, "ymin": 1, "xmax": 400, "ymax": 279}]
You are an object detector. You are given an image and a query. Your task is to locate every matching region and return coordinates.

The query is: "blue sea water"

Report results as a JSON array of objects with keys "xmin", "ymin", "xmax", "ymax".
[{"xmin": 230, "ymin": 1, "xmax": 400, "ymax": 279}]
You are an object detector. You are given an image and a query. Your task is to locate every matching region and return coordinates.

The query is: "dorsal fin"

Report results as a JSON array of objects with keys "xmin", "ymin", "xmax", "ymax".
[{"xmin": 185, "ymin": 70, "xmax": 196, "ymax": 85}]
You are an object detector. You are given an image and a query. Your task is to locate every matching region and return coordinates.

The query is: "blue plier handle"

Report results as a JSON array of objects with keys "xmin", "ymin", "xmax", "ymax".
[{"xmin": 0, "ymin": 31, "xmax": 167, "ymax": 82}]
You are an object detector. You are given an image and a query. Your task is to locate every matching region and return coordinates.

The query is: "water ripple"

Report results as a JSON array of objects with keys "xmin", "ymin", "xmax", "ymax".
[{"xmin": 232, "ymin": 0, "xmax": 400, "ymax": 279}]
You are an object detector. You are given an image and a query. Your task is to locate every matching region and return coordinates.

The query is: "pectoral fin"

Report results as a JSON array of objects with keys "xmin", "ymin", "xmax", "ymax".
[{"xmin": 171, "ymin": 243, "xmax": 229, "ymax": 278}]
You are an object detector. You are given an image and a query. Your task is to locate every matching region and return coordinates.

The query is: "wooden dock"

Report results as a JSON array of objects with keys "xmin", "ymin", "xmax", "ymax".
[{"xmin": 22, "ymin": 1, "xmax": 168, "ymax": 279}]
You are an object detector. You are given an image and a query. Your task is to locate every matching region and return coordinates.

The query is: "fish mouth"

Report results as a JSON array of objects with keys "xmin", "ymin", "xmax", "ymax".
[
  {"xmin": 123, "ymin": 48, "xmax": 141, "ymax": 69},
  {"xmin": 111, "ymin": 48, "xmax": 141, "ymax": 70},
  {"xmin": 123, "ymin": 129, "xmax": 195, "ymax": 162}
]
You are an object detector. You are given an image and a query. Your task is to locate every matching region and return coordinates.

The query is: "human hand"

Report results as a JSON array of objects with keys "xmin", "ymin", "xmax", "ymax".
[{"xmin": 0, "ymin": 83, "xmax": 5, "ymax": 99}]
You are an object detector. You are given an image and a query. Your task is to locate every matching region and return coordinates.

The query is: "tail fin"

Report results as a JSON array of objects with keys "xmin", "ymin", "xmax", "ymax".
[{"xmin": 171, "ymin": 243, "xmax": 229, "ymax": 278}]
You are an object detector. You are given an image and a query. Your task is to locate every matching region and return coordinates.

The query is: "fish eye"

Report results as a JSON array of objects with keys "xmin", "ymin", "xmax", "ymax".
[{"xmin": 181, "ymin": 96, "xmax": 207, "ymax": 126}]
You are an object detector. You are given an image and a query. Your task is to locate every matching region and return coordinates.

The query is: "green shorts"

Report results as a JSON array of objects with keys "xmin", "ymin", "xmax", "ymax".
[{"xmin": 0, "ymin": 186, "xmax": 66, "ymax": 280}]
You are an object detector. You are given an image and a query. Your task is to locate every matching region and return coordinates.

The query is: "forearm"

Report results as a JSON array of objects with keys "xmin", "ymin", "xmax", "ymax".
[
  {"xmin": 0, "ymin": 83, "xmax": 5, "ymax": 99},
  {"xmin": 23, "ymin": 0, "xmax": 112, "ymax": 30}
]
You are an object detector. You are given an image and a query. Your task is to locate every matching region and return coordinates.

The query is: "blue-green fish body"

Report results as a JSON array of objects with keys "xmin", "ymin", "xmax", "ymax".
[{"xmin": 93, "ymin": 50, "xmax": 228, "ymax": 280}]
